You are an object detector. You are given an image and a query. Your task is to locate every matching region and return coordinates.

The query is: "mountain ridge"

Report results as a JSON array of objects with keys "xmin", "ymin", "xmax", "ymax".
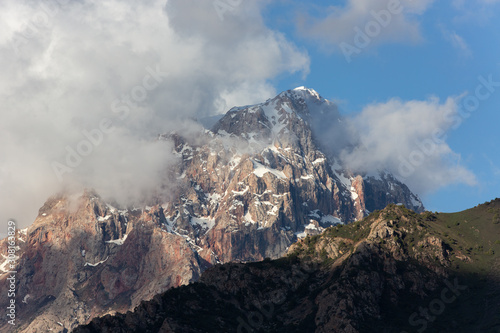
[
  {"xmin": 1, "ymin": 87, "xmax": 425, "ymax": 332},
  {"xmin": 74, "ymin": 201, "xmax": 500, "ymax": 332}
]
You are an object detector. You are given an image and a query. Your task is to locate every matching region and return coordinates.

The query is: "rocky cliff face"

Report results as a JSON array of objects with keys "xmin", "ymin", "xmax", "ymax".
[
  {"xmin": 163, "ymin": 87, "xmax": 423, "ymax": 263},
  {"xmin": 74, "ymin": 204, "xmax": 500, "ymax": 333},
  {"xmin": 0, "ymin": 191, "xmax": 215, "ymax": 332},
  {"xmin": 0, "ymin": 87, "xmax": 424, "ymax": 332}
]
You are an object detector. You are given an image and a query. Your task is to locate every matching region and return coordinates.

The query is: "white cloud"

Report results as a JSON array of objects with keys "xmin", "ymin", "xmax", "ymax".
[
  {"xmin": 0, "ymin": 0, "xmax": 309, "ymax": 228},
  {"xmin": 440, "ymin": 25, "xmax": 472, "ymax": 58},
  {"xmin": 451, "ymin": 0, "xmax": 500, "ymax": 23},
  {"xmin": 296, "ymin": 0, "xmax": 435, "ymax": 54},
  {"xmin": 448, "ymin": 32, "xmax": 471, "ymax": 54},
  {"xmin": 340, "ymin": 96, "xmax": 477, "ymax": 194}
]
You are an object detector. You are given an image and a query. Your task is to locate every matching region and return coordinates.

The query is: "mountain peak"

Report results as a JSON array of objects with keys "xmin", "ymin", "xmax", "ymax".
[
  {"xmin": 277, "ymin": 86, "xmax": 325, "ymax": 104},
  {"xmin": 291, "ymin": 86, "xmax": 322, "ymax": 99},
  {"xmin": 211, "ymin": 87, "xmax": 335, "ymax": 140}
]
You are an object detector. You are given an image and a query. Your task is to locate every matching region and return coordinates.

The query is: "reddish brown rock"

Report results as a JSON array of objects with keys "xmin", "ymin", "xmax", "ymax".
[
  {"xmin": 0, "ymin": 88, "xmax": 425, "ymax": 332},
  {"xmin": 0, "ymin": 192, "xmax": 212, "ymax": 332}
]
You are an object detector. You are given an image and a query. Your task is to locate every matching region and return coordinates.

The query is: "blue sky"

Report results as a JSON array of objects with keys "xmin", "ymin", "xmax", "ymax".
[
  {"xmin": 1, "ymin": 0, "xmax": 500, "ymax": 228},
  {"xmin": 260, "ymin": 0, "xmax": 500, "ymax": 212}
]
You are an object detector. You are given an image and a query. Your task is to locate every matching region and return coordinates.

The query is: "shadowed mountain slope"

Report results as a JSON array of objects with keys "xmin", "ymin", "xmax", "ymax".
[{"xmin": 75, "ymin": 200, "xmax": 500, "ymax": 332}]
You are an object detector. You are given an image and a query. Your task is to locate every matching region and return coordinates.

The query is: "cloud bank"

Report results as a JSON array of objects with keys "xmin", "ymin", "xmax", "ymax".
[
  {"xmin": 296, "ymin": 0, "xmax": 435, "ymax": 54},
  {"xmin": 338, "ymin": 96, "xmax": 477, "ymax": 194},
  {"xmin": 0, "ymin": 0, "xmax": 478, "ymax": 231},
  {"xmin": 0, "ymin": 0, "xmax": 309, "ymax": 228}
]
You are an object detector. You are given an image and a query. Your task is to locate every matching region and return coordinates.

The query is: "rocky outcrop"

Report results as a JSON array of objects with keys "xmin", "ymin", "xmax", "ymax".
[
  {"xmin": 0, "ymin": 87, "xmax": 425, "ymax": 332},
  {"xmin": 161, "ymin": 87, "xmax": 424, "ymax": 263}
]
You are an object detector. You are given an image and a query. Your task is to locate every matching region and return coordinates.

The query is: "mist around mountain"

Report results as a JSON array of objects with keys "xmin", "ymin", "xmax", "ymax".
[
  {"xmin": 0, "ymin": 88, "xmax": 428, "ymax": 332},
  {"xmin": 75, "ymin": 200, "xmax": 500, "ymax": 333},
  {"xmin": 2, "ymin": 1, "xmax": 497, "ymax": 331}
]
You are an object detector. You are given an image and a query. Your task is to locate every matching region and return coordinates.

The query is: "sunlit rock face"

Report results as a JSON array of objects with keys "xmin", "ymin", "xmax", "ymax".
[
  {"xmin": 0, "ymin": 87, "xmax": 423, "ymax": 332},
  {"xmin": 163, "ymin": 87, "xmax": 423, "ymax": 262}
]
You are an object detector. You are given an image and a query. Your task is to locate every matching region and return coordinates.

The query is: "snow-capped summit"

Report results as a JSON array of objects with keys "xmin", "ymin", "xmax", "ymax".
[
  {"xmin": 212, "ymin": 86, "xmax": 340, "ymax": 144},
  {"xmin": 208, "ymin": 87, "xmax": 423, "ymax": 222},
  {"xmin": 290, "ymin": 86, "xmax": 323, "ymax": 100},
  {"xmin": 4, "ymin": 87, "xmax": 424, "ymax": 333}
]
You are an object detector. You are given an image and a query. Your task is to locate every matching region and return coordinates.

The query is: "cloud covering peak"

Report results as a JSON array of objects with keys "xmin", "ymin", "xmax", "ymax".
[{"xmin": 0, "ymin": 0, "xmax": 310, "ymax": 228}]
